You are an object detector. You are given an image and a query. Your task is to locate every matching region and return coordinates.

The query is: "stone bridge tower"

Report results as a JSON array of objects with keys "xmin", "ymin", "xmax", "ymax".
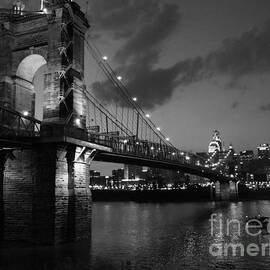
[
  {"xmin": 0, "ymin": 0, "xmax": 88, "ymax": 127},
  {"xmin": 0, "ymin": 1, "xmax": 94, "ymax": 245}
]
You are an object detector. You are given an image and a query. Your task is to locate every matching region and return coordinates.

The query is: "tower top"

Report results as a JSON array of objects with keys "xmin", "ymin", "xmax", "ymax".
[
  {"xmin": 212, "ymin": 130, "xmax": 221, "ymax": 141},
  {"xmin": 208, "ymin": 130, "xmax": 224, "ymax": 153}
]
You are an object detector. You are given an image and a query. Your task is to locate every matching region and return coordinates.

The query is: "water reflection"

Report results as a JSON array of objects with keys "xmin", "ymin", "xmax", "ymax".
[
  {"xmin": 0, "ymin": 241, "xmax": 91, "ymax": 270},
  {"xmin": 2, "ymin": 201, "xmax": 270, "ymax": 269},
  {"xmin": 91, "ymin": 201, "xmax": 270, "ymax": 269}
]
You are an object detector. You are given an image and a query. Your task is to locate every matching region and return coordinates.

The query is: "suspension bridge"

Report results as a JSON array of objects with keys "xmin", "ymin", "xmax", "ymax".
[{"xmin": 0, "ymin": 0, "xmax": 238, "ymax": 245}]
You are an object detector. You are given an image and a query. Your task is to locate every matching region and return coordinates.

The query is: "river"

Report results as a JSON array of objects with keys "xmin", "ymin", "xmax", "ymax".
[{"xmin": 2, "ymin": 201, "xmax": 270, "ymax": 269}]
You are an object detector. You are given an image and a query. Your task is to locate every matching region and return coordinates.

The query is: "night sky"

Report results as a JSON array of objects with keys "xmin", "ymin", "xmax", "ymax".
[{"xmin": 2, "ymin": 0, "xmax": 270, "ymax": 174}]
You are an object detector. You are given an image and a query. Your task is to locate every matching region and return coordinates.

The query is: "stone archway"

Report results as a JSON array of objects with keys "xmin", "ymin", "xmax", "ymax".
[{"xmin": 15, "ymin": 54, "xmax": 47, "ymax": 119}]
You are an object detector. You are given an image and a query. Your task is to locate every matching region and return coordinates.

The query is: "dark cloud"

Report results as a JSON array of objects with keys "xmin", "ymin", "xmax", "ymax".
[
  {"xmin": 174, "ymin": 21, "xmax": 270, "ymax": 87},
  {"xmin": 120, "ymin": 57, "xmax": 186, "ymax": 108},
  {"xmin": 173, "ymin": 20, "xmax": 270, "ymax": 88},
  {"xmin": 89, "ymin": 0, "xmax": 160, "ymax": 40},
  {"xmin": 90, "ymin": 0, "xmax": 182, "ymax": 109},
  {"xmin": 231, "ymin": 101, "xmax": 239, "ymax": 110},
  {"xmin": 260, "ymin": 104, "xmax": 270, "ymax": 111},
  {"xmin": 114, "ymin": 3, "xmax": 182, "ymax": 63},
  {"xmin": 205, "ymin": 23, "xmax": 270, "ymax": 78},
  {"xmin": 92, "ymin": 3, "xmax": 270, "ymax": 110},
  {"xmin": 91, "ymin": 80, "xmax": 122, "ymax": 106}
]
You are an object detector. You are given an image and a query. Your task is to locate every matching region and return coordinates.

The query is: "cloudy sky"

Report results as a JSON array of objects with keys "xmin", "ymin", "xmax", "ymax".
[
  {"xmin": 83, "ymin": 0, "xmax": 270, "ymax": 154},
  {"xmin": 2, "ymin": 0, "xmax": 270, "ymax": 174}
]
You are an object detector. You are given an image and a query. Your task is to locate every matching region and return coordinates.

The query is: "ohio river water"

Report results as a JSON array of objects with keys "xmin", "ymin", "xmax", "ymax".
[{"xmin": 2, "ymin": 201, "xmax": 270, "ymax": 269}]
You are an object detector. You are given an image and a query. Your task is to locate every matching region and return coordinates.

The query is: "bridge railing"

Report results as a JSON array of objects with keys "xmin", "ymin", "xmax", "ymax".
[
  {"xmin": 41, "ymin": 124, "xmax": 199, "ymax": 166},
  {"xmin": 0, "ymin": 107, "xmax": 206, "ymax": 168},
  {"xmin": 0, "ymin": 106, "xmax": 41, "ymax": 139},
  {"xmin": 85, "ymin": 132, "xmax": 203, "ymax": 166}
]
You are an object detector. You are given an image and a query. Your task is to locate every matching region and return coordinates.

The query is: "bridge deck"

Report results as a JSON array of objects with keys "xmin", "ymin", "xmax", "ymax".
[{"xmin": 0, "ymin": 106, "xmax": 231, "ymax": 182}]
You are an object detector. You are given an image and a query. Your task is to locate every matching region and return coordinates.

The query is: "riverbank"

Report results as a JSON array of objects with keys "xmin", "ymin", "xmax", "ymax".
[
  {"xmin": 92, "ymin": 186, "xmax": 270, "ymax": 202},
  {"xmin": 92, "ymin": 187, "xmax": 213, "ymax": 202}
]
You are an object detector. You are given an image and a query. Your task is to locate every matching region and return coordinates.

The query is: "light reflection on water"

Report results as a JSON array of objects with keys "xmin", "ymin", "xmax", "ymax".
[
  {"xmin": 2, "ymin": 201, "xmax": 270, "ymax": 269},
  {"xmin": 90, "ymin": 201, "xmax": 270, "ymax": 270}
]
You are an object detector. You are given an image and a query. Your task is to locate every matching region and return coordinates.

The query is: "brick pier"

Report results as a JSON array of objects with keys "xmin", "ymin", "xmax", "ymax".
[
  {"xmin": 0, "ymin": 1, "xmax": 92, "ymax": 245},
  {"xmin": 1, "ymin": 144, "xmax": 92, "ymax": 245},
  {"xmin": 215, "ymin": 180, "xmax": 238, "ymax": 201}
]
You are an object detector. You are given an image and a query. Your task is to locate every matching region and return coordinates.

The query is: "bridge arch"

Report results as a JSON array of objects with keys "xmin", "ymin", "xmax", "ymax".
[
  {"xmin": 16, "ymin": 54, "xmax": 46, "ymax": 82},
  {"xmin": 15, "ymin": 54, "xmax": 47, "ymax": 120}
]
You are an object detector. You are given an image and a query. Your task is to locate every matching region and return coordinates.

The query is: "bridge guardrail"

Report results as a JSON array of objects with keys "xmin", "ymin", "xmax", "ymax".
[
  {"xmin": 40, "ymin": 124, "xmax": 195, "ymax": 166},
  {"xmin": 0, "ymin": 107, "xmax": 212, "ymax": 175},
  {"xmin": 0, "ymin": 105, "xmax": 41, "ymax": 139}
]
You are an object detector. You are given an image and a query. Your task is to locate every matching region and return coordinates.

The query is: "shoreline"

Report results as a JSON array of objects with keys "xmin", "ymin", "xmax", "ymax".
[{"xmin": 91, "ymin": 187, "xmax": 270, "ymax": 202}]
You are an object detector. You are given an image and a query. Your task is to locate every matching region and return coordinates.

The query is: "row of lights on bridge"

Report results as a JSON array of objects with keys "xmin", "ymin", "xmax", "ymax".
[
  {"xmin": 102, "ymin": 55, "xmax": 171, "ymax": 143},
  {"xmin": 122, "ymin": 138, "xmax": 190, "ymax": 159},
  {"xmin": 20, "ymin": 116, "xmax": 189, "ymax": 161}
]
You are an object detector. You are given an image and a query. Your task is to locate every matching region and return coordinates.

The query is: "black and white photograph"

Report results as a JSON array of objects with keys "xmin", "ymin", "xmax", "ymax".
[{"xmin": 1, "ymin": 0, "xmax": 270, "ymax": 269}]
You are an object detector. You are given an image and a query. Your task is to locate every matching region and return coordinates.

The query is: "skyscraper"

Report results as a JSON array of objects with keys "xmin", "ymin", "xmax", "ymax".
[
  {"xmin": 257, "ymin": 144, "xmax": 270, "ymax": 159},
  {"xmin": 208, "ymin": 130, "xmax": 224, "ymax": 154}
]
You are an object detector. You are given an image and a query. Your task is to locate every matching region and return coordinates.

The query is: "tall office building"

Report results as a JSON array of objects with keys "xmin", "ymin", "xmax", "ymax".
[
  {"xmin": 257, "ymin": 144, "xmax": 270, "ymax": 159},
  {"xmin": 208, "ymin": 130, "xmax": 224, "ymax": 154}
]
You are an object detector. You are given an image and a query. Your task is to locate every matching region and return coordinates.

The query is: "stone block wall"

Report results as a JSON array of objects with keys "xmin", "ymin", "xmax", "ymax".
[
  {"xmin": 74, "ymin": 161, "xmax": 91, "ymax": 241},
  {"xmin": 1, "ymin": 143, "xmax": 92, "ymax": 245},
  {"xmin": 0, "ymin": 152, "xmax": 6, "ymax": 241},
  {"xmin": 3, "ymin": 149, "xmax": 37, "ymax": 242}
]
